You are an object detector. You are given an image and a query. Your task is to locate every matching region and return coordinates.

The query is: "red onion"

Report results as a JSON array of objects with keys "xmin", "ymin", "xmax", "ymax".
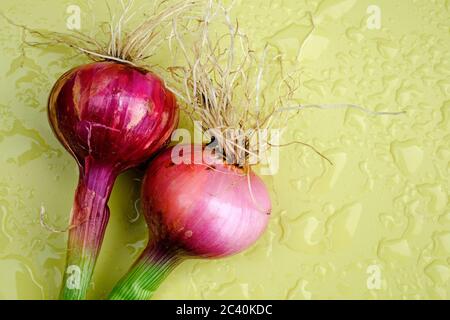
[
  {"xmin": 106, "ymin": 1, "xmax": 406, "ymax": 300},
  {"xmin": 109, "ymin": 145, "xmax": 270, "ymax": 300},
  {"xmin": 48, "ymin": 61, "xmax": 178, "ymax": 299}
]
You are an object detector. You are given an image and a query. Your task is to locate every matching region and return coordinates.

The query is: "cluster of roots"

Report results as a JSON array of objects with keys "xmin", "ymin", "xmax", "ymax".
[
  {"xmin": 3, "ymin": 0, "xmax": 404, "ymax": 169},
  {"xmin": 167, "ymin": 1, "xmax": 306, "ymax": 167}
]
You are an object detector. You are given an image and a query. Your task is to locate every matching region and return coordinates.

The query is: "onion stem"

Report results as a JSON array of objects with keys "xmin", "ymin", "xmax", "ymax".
[
  {"xmin": 109, "ymin": 241, "xmax": 182, "ymax": 300},
  {"xmin": 60, "ymin": 161, "xmax": 116, "ymax": 300}
]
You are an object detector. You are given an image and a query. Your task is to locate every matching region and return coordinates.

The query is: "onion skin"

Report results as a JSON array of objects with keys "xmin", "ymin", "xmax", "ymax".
[
  {"xmin": 143, "ymin": 145, "xmax": 271, "ymax": 257},
  {"xmin": 48, "ymin": 61, "xmax": 178, "ymax": 300},
  {"xmin": 109, "ymin": 145, "xmax": 271, "ymax": 300},
  {"xmin": 49, "ymin": 62, "xmax": 178, "ymax": 169}
]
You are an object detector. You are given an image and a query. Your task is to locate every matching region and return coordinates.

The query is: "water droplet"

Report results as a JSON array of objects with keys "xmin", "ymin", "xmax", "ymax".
[
  {"xmin": 0, "ymin": 258, "xmax": 45, "ymax": 299},
  {"xmin": 378, "ymin": 239, "xmax": 412, "ymax": 261},
  {"xmin": 390, "ymin": 141, "xmax": 424, "ymax": 175},
  {"xmin": 326, "ymin": 203, "xmax": 362, "ymax": 250},
  {"xmin": 424, "ymin": 260, "xmax": 450, "ymax": 285}
]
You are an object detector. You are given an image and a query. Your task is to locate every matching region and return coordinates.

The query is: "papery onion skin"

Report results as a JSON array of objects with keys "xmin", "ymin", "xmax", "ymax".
[
  {"xmin": 48, "ymin": 61, "xmax": 178, "ymax": 300},
  {"xmin": 109, "ymin": 145, "xmax": 271, "ymax": 300}
]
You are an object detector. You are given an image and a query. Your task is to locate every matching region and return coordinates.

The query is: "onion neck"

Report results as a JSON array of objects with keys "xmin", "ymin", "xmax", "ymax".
[
  {"xmin": 60, "ymin": 159, "xmax": 117, "ymax": 300},
  {"xmin": 108, "ymin": 241, "xmax": 183, "ymax": 300}
]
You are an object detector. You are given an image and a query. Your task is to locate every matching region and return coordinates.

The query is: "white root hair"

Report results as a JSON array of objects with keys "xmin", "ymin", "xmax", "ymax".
[
  {"xmin": 1, "ymin": 0, "xmax": 201, "ymax": 65},
  {"xmin": 167, "ymin": 1, "xmax": 405, "ymax": 169}
]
